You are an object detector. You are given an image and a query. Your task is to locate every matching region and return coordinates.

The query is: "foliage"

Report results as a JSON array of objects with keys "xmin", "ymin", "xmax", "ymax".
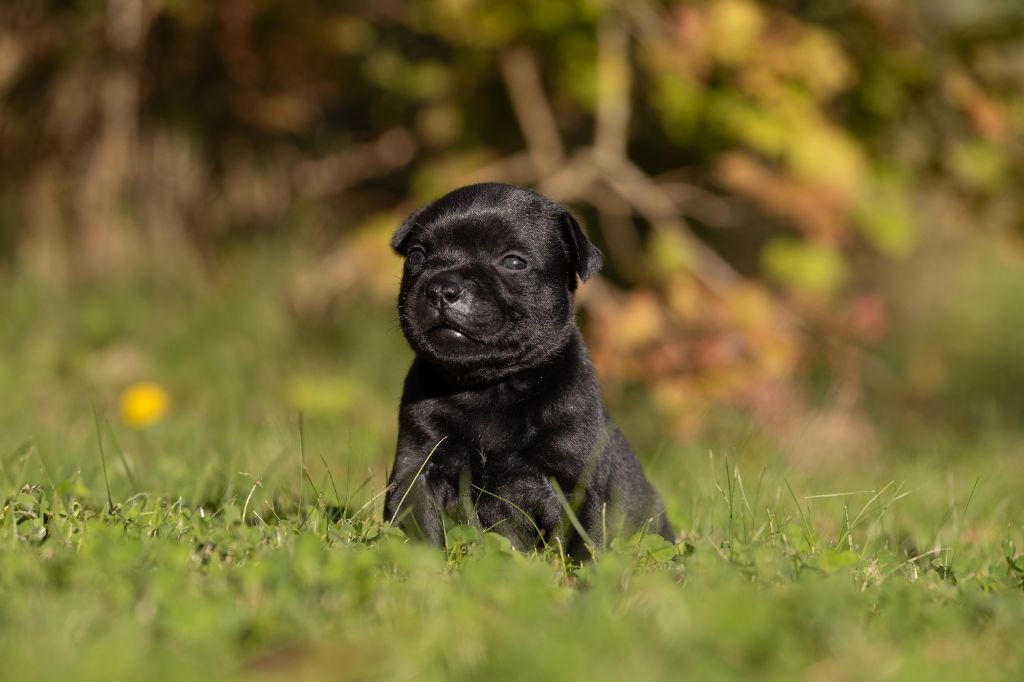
[{"xmin": 3, "ymin": 0, "xmax": 1024, "ymax": 437}]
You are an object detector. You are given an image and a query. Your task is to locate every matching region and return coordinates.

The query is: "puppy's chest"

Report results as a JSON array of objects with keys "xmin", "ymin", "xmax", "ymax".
[{"xmin": 427, "ymin": 400, "xmax": 547, "ymax": 482}]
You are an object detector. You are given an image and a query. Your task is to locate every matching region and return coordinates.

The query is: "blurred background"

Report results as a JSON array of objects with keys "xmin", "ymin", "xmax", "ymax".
[{"xmin": 2, "ymin": 0, "xmax": 1024, "ymax": 496}]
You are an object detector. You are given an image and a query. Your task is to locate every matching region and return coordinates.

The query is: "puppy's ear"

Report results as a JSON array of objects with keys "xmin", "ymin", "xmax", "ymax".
[
  {"xmin": 559, "ymin": 209, "xmax": 603, "ymax": 286},
  {"xmin": 390, "ymin": 221, "xmax": 414, "ymax": 255},
  {"xmin": 390, "ymin": 207, "xmax": 426, "ymax": 255}
]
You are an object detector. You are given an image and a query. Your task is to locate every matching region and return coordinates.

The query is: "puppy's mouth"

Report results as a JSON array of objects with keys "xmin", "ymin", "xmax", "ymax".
[{"xmin": 426, "ymin": 324, "xmax": 481, "ymax": 344}]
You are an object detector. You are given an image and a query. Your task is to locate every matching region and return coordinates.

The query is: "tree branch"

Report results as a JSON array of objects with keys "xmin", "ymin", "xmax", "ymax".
[{"xmin": 499, "ymin": 46, "xmax": 567, "ymax": 177}]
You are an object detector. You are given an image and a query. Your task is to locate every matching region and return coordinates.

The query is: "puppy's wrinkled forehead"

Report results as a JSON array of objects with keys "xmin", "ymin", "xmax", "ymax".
[
  {"xmin": 425, "ymin": 213, "xmax": 523, "ymax": 254},
  {"xmin": 412, "ymin": 188, "xmax": 558, "ymax": 257},
  {"xmin": 393, "ymin": 183, "xmax": 603, "ymax": 286}
]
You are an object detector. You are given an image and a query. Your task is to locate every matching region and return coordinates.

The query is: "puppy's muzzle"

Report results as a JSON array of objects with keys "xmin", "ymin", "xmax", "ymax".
[{"xmin": 426, "ymin": 272, "xmax": 465, "ymax": 309}]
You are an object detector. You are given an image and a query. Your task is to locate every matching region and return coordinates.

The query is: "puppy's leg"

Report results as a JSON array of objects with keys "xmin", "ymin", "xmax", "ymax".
[
  {"xmin": 384, "ymin": 464, "xmax": 447, "ymax": 545},
  {"xmin": 566, "ymin": 491, "xmax": 605, "ymax": 561}
]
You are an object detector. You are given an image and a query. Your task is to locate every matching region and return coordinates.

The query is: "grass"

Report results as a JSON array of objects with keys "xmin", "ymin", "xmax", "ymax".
[{"xmin": 1, "ymin": 251, "xmax": 1023, "ymax": 681}]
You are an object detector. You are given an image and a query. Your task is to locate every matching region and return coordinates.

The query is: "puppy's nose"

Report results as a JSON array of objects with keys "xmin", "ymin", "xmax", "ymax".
[{"xmin": 426, "ymin": 272, "xmax": 465, "ymax": 307}]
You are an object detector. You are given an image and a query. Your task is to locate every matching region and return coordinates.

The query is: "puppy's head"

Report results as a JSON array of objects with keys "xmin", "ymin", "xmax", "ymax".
[{"xmin": 392, "ymin": 183, "xmax": 602, "ymax": 383}]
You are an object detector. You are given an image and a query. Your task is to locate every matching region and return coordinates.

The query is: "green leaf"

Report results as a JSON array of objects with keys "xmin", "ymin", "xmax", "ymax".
[
  {"xmin": 445, "ymin": 524, "xmax": 482, "ymax": 548},
  {"xmin": 856, "ymin": 171, "xmax": 917, "ymax": 258},
  {"xmin": 482, "ymin": 532, "xmax": 516, "ymax": 554},
  {"xmin": 816, "ymin": 549, "xmax": 862, "ymax": 574},
  {"xmin": 761, "ymin": 238, "xmax": 848, "ymax": 295},
  {"xmin": 786, "ymin": 524, "xmax": 813, "ymax": 554}
]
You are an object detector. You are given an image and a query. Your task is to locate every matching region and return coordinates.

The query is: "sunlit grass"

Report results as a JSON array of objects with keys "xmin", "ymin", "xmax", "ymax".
[
  {"xmin": 2, "ymin": 418, "xmax": 1022, "ymax": 681},
  {"xmin": 1, "ymin": 253, "xmax": 1022, "ymax": 681}
]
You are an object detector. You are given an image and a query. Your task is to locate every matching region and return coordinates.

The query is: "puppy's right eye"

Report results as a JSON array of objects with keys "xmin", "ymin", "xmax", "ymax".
[
  {"xmin": 407, "ymin": 247, "xmax": 426, "ymax": 265},
  {"xmin": 501, "ymin": 254, "xmax": 527, "ymax": 270}
]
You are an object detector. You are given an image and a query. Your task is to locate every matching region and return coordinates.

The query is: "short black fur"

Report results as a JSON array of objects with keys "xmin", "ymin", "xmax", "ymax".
[{"xmin": 383, "ymin": 183, "xmax": 673, "ymax": 558}]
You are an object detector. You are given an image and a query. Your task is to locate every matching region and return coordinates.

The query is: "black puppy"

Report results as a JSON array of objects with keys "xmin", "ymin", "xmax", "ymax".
[{"xmin": 383, "ymin": 183, "xmax": 673, "ymax": 558}]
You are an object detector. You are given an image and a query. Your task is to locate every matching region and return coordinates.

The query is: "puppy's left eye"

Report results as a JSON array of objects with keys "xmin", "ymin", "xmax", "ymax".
[
  {"xmin": 407, "ymin": 246, "xmax": 427, "ymax": 265},
  {"xmin": 501, "ymin": 255, "xmax": 527, "ymax": 270}
]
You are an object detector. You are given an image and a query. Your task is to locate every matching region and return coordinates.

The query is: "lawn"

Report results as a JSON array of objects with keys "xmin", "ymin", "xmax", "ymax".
[{"xmin": 2, "ymin": 251, "xmax": 1023, "ymax": 681}]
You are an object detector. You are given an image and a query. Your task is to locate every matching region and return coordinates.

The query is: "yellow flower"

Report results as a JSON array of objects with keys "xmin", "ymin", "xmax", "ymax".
[{"xmin": 119, "ymin": 382, "xmax": 170, "ymax": 428}]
